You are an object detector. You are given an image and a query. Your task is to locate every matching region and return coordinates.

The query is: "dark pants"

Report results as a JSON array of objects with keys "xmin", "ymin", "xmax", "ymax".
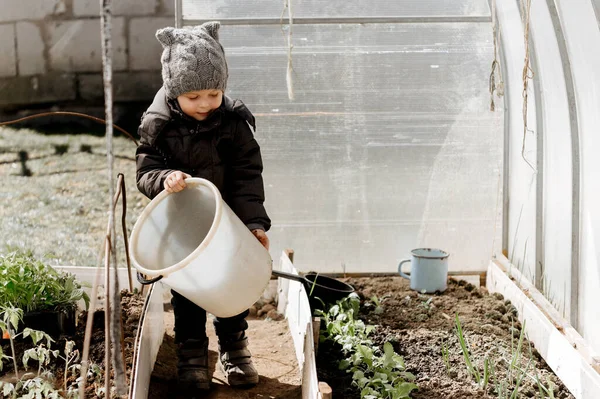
[{"xmin": 171, "ymin": 290, "xmax": 249, "ymax": 343}]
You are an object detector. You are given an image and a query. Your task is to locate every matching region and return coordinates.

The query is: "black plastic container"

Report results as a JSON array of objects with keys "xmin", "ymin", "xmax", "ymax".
[
  {"xmin": 1, "ymin": 308, "xmax": 76, "ymax": 342},
  {"xmin": 23, "ymin": 308, "xmax": 76, "ymax": 339}
]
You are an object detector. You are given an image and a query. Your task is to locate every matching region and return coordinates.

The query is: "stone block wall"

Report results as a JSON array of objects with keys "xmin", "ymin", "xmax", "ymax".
[{"xmin": 0, "ymin": 0, "xmax": 174, "ymax": 128}]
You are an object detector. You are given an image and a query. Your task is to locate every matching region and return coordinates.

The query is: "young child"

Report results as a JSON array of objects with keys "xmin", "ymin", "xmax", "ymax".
[{"xmin": 135, "ymin": 21, "xmax": 271, "ymax": 392}]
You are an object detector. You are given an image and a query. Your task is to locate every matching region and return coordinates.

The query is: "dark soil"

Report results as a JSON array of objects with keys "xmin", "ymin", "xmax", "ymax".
[
  {"xmin": 73, "ymin": 290, "xmax": 145, "ymax": 380},
  {"xmin": 0, "ymin": 290, "xmax": 145, "ymax": 397},
  {"xmin": 316, "ymin": 277, "xmax": 575, "ymax": 399}
]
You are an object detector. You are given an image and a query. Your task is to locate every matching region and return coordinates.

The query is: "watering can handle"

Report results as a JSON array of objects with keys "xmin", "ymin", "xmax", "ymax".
[
  {"xmin": 272, "ymin": 270, "xmax": 305, "ymax": 283},
  {"xmin": 136, "ymin": 272, "xmax": 164, "ymax": 285}
]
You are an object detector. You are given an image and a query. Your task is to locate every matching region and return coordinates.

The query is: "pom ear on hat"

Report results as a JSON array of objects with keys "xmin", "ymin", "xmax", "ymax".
[
  {"xmin": 156, "ymin": 27, "xmax": 176, "ymax": 47},
  {"xmin": 201, "ymin": 21, "xmax": 220, "ymax": 41}
]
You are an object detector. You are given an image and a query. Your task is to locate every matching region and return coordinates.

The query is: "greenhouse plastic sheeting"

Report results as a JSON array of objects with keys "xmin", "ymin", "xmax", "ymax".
[{"xmin": 182, "ymin": 1, "xmax": 503, "ymax": 273}]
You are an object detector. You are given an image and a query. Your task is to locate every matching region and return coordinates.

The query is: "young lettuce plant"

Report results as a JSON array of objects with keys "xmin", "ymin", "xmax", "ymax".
[
  {"xmin": 365, "ymin": 295, "xmax": 388, "ymax": 315},
  {"xmin": 317, "ymin": 293, "xmax": 418, "ymax": 399}
]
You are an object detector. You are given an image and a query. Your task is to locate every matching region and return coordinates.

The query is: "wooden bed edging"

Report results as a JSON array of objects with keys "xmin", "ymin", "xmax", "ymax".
[
  {"xmin": 487, "ymin": 256, "xmax": 600, "ymax": 399},
  {"xmin": 279, "ymin": 249, "xmax": 330, "ymax": 399}
]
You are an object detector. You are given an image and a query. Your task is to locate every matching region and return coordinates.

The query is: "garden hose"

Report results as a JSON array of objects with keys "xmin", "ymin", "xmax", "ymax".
[{"xmin": 0, "ymin": 111, "xmax": 138, "ymax": 146}]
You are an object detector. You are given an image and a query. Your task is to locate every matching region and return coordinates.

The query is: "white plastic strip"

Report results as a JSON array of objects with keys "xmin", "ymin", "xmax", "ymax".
[
  {"xmin": 487, "ymin": 259, "xmax": 600, "ymax": 399},
  {"xmin": 554, "ymin": 0, "xmax": 600, "ymax": 352},
  {"xmin": 130, "ymin": 283, "xmax": 165, "ymax": 399},
  {"xmin": 528, "ymin": 0, "xmax": 574, "ymax": 321},
  {"xmin": 278, "ymin": 251, "xmax": 321, "ymax": 399}
]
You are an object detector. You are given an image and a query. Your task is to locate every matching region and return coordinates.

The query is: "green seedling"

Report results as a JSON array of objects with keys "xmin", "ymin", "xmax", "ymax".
[
  {"xmin": 365, "ymin": 295, "xmax": 388, "ymax": 315},
  {"xmin": 0, "ymin": 310, "xmax": 100, "ymax": 399},
  {"xmin": 59, "ymin": 341, "xmax": 80, "ymax": 392},
  {"xmin": 482, "ymin": 356, "xmax": 490, "ymax": 390},
  {"xmin": 23, "ymin": 344, "xmax": 60, "ymax": 377},
  {"xmin": 510, "ymin": 320, "xmax": 526, "ymax": 372},
  {"xmin": 0, "ymin": 306, "xmax": 54, "ymax": 379},
  {"xmin": 1, "ymin": 306, "xmax": 25, "ymax": 378},
  {"xmin": 441, "ymin": 340, "xmax": 451, "ymax": 374},
  {"xmin": 318, "ymin": 293, "xmax": 417, "ymax": 398},
  {"xmin": 308, "ymin": 272, "xmax": 320, "ymax": 297},
  {"xmin": 0, "ymin": 251, "xmax": 90, "ymax": 313},
  {"xmin": 455, "ymin": 313, "xmax": 481, "ymax": 383}
]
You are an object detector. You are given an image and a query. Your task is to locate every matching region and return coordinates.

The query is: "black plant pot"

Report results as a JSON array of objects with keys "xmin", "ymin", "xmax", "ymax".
[
  {"xmin": 303, "ymin": 273, "xmax": 355, "ymax": 312},
  {"xmin": 20, "ymin": 308, "xmax": 77, "ymax": 340}
]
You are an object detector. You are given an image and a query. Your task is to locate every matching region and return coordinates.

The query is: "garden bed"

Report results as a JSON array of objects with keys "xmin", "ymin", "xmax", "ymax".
[
  {"xmin": 316, "ymin": 276, "xmax": 574, "ymax": 399},
  {"xmin": 0, "ymin": 289, "xmax": 145, "ymax": 397}
]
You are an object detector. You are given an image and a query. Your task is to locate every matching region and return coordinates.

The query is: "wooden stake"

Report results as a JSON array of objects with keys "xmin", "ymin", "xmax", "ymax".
[
  {"xmin": 312, "ymin": 317, "xmax": 321, "ymax": 355},
  {"xmin": 285, "ymin": 248, "xmax": 295, "ymax": 263},
  {"xmin": 104, "ymin": 237, "xmax": 112, "ymax": 399},
  {"xmin": 318, "ymin": 381, "xmax": 332, "ymax": 399}
]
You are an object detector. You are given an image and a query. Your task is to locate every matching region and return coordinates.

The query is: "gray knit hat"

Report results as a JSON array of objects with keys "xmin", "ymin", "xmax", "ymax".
[{"xmin": 156, "ymin": 21, "xmax": 228, "ymax": 99}]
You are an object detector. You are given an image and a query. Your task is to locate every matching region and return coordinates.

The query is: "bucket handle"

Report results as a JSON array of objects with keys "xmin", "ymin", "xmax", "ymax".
[
  {"xmin": 272, "ymin": 270, "xmax": 305, "ymax": 283},
  {"xmin": 136, "ymin": 272, "xmax": 164, "ymax": 285}
]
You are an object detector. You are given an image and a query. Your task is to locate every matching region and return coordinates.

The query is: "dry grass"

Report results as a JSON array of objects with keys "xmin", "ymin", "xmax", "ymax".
[{"xmin": 0, "ymin": 127, "xmax": 148, "ymax": 266}]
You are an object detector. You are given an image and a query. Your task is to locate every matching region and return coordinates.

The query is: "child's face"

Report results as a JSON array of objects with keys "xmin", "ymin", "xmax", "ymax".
[{"xmin": 177, "ymin": 89, "xmax": 223, "ymax": 121}]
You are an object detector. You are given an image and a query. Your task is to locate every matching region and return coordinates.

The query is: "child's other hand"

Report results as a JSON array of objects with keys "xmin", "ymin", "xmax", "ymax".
[
  {"xmin": 164, "ymin": 171, "xmax": 191, "ymax": 193},
  {"xmin": 251, "ymin": 229, "xmax": 269, "ymax": 250}
]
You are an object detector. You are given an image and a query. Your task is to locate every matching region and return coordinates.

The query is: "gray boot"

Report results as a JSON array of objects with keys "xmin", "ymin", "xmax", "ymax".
[
  {"xmin": 217, "ymin": 331, "xmax": 259, "ymax": 387},
  {"xmin": 177, "ymin": 338, "xmax": 211, "ymax": 391}
]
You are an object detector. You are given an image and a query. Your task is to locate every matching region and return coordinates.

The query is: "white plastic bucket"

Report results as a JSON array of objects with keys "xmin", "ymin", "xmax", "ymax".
[{"xmin": 129, "ymin": 178, "xmax": 272, "ymax": 317}]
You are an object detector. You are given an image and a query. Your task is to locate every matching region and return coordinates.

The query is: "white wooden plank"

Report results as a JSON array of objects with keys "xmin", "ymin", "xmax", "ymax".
[
  {"xmin": 487, "ymin": 259, "xmax": 600, "ymax": 398},
  {"xmin": 130, "ymin": 283, "xmax": 165, "ymax": 399},
  {"xmin": 277, "ymin": 254, "xmax": 292, "ymax": 315},
  {"xmin": 278, "ymin": 251, "xmax": 321, "ymax": 398},
  {"xmin": 279, "ymin": 251, "xmax": 313, "ymax": 370},
  {"xmin": 494, "ymin": 255, "xmax": 593, "ymax": 359},
  {"xmin": 302, "ymin": 322, "xmax": 321, "ymax": 399}
]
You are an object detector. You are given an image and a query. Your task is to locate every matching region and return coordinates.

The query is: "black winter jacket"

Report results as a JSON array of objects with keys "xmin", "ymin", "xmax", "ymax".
[{"xmin": 135, "ymin": 88, "xmax": 271, "ymax": 231}]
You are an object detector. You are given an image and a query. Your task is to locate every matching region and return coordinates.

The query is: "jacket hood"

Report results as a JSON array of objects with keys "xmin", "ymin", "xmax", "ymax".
[{"xmin": 140, "ymin": 87, "xmax": 256, "ymax": 145}]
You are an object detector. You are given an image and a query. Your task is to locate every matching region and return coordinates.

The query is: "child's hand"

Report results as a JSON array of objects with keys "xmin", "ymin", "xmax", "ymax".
[
  {"xmin": 164, "ymin": 171, "xmax": 191, "ymax": 193},
  {"xmin": 251, "ymin": 229, "xmax": 269, "ymax": 250}
]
